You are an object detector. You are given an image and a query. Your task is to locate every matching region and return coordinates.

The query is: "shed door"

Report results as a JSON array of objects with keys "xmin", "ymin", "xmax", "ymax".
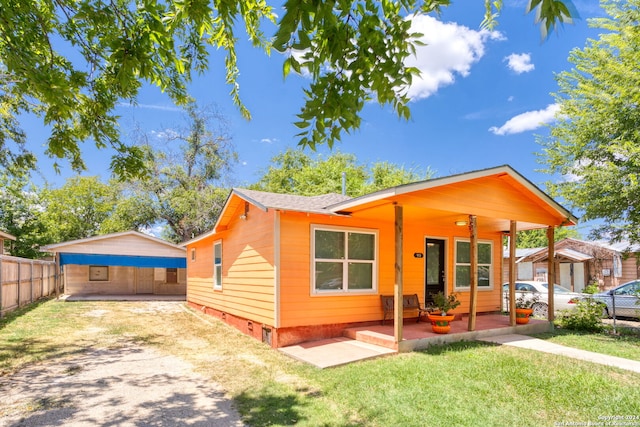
[
  {"xmin": 425, "ymin": 238, "xmax": 446, "ymax": 305},
  {"xmin": 136, "ymin": 268, "xmax": 154, "ymax": 294}
]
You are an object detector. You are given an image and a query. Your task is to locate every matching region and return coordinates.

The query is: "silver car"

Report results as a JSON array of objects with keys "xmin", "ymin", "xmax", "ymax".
[
  {"xmin": 592, "ymin": 280, "xmax": 640, "ymax": 319},
  {"xmin": 502, "ymin": 281, "xmax": 583, "ymax": 318}
]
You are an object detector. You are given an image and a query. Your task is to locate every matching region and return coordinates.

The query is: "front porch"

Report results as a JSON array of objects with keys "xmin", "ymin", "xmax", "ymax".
[
  {"xmin": 279, "ymin": 314, "xmax": 551, "ymax": 368},
  {"xmin": 345, "ymin": 313, "xmax": 551, "ymax": 352}
]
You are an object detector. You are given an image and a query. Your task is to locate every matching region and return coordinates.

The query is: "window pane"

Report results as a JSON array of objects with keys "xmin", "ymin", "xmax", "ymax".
[
  {"xmin": 478, "ymin": 265, "xmax": 490, "ymax": 287},
  {"xmin": 315, "ymin": 262, "xmax": 343, "ymax": 290},
  {"xmin": 348, "ymin": 263, "xmax": 373, "ymax": 289},
  {"xmin": 315, "ymin": 230, "xmax": 345, "ymax": 259},
  {"xmin": 426, "ymin": 242, "xmax": 441, "ymax": 285},
  {"xmin": 348, "ymin": 232, "xmax": 374, "ymax": 260},
  {"xmin": 456, "ymin": 241, "xmax": 470, "ymax": 263},
  {"xmin": 215, "ymin": 265, "xmax": 222, "ymax": 287},
  {"xmin": 214, "ymin": 243, "xmax": 222, "ymax": 264},
  {"xmin": 478, "ymin": 243, "xmax": 492, "ymax": 264},
  {"xmin": 456, "ymin": 265, "xmax": 470, "ymax": 287}
]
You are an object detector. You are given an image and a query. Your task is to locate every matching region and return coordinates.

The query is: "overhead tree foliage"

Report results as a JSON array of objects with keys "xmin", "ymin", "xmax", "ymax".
[
  {"xmin": 251, "ymin": 148, "xmax": 434, "ymax": 196},
  {"xmin": 0, "ymin": 0, "xmax": 576, "ymax": 178},
  {"xmin": 540, "ymin": 0, "xmax": 640, "ymax": 245},
  {"xmin": 123, "ymin": 102, "xmax": 237, "ymax": 243}
]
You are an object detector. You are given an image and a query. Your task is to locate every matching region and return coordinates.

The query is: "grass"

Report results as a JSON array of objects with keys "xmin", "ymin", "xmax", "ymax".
[
  {"xmin": 534, "ymin": 326, "xmax": 640, "ymax": 361},
  {"xmin": 2, "ymin": 298, "xmax": 640, "ymax": 426}
]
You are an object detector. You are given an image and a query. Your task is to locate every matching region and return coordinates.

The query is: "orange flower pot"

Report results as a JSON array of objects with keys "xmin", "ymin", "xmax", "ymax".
[
  {"xmin": 427, "ymin": 313, "xmax": 456, "ymax": 334},
  {"xmin": 515, "ymin": 308, "xmax": 533, "ymax": 324}
]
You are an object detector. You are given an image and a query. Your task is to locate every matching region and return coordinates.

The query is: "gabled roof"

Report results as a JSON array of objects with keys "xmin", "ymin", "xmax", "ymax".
[
  {"xmin": 185, "ymin": 165, "xmax": 578, "ymax": 245},
  {"xmin": 327, "ymin": 165, "xmax": 577, "ymax": 223},
  {"xmin": 41, "ymin": 230, "xmax": 185, "ymax": 253},
  {"xmin": 233, "ymin": 188, "xmax": 351, "ymax": 215}
]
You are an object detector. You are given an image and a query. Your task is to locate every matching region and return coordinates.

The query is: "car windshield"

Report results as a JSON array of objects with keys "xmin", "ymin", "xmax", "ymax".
[{"xmin": 541, "ymin": 283, "xmax": 573, "ymax": 293}]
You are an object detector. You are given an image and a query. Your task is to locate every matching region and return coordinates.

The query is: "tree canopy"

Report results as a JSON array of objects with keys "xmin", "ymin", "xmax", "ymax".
[
  {"xmin": 0, "ymin": 0, "xmax": 577, "ymax": 178},
  {"xmin": 251, "ymin": 148, "xmax": 434, "ymax": 196},
  {"xmin": 540, "ymin": 0, "xmax": 640, "ymax": 245},
  {"xmin": 123, "ymin": 102, "xmax": 237, "ymax": 243}
]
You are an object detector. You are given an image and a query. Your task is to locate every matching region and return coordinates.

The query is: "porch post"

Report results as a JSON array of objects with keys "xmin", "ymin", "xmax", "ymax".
[
  {"xmin": 467, "ymin": 215, "xmax": 478, "ymax": 331},
  {"xmin": 547, "ymin": 226, "xmax": 556, "ymax": 322},
  {"xmin": 508, "ymin": 221, "xmax": 517, "ymax": 326},
  {"xmin": 394, "ymin": 204, "xmax": 404, "ymax": 344}
]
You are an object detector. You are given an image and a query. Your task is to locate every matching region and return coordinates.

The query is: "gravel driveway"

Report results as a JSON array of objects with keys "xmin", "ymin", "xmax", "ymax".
[{"xmin": 0, "ymin": 343, "xmax": 244, "ymax": 426}]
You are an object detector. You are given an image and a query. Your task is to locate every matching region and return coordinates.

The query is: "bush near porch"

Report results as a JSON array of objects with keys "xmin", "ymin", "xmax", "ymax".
[{"xmin": 1, "ymin": 298, "xmax": 639, "ymax": 426}]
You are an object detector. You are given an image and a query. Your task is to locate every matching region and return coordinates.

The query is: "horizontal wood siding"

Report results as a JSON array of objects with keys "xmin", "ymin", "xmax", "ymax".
[
  {"xmin": 65, "ymin": 265, "xmax": 136, "ymax": 294},
  {"xmin": 186, "ymin": 200, "xmax": 276, "ymax": 325},
  {"xmin": 278, "ymin": 206, "xmax": 504, "ymax": 328}
]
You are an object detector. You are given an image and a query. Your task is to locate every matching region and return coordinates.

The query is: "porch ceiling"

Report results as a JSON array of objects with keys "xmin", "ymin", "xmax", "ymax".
[{"xmin": 338, "ymin": 172, "xmax": 576, "ymax": 233}]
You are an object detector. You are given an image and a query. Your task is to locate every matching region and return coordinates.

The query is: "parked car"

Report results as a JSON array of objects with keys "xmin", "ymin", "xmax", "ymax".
[
  {"xmin": 502, "ymin": 281, "xmax": 583, "ymax": 318},
  {"xmin": 592, "ymin": 280, "xmax": 640, "ymax": 319}
]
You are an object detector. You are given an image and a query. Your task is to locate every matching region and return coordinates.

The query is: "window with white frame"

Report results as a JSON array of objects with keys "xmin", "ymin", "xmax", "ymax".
[
  {"xmin": 312, "ymin": 226, "xmax": 377, "ymax": 294},
  {"xmin": 454, "ymin": 239, "xmax": 492, "ymax": 289},
  {"xmin": 213, "ymin": 240, "xmax": 222, "ymax": 290}
]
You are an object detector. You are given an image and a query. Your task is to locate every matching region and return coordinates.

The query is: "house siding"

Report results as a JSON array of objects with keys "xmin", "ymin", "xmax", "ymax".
[
  {"xmin": 277, "ymin": 209, "xmax": 504, "ymax": 330},
  {"xmin": 186, "ymin": 201, "xmax": 276, "ymax": 327}
]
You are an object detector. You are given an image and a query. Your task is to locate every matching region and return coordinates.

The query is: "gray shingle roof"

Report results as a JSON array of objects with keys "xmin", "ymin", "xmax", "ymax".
[{"xmin": 233, "ymin": 188, "xmax": 351, "ymax": 215}]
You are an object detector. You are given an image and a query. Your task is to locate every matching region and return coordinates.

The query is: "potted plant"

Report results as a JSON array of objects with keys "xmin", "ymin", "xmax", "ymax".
[
  {"xmin": 427, "ymin": 292, "xmax": 461, "ymax": 334},
  {"xmin": 514, "ymin": 292, "xmax": 540, "ymax": 324}
]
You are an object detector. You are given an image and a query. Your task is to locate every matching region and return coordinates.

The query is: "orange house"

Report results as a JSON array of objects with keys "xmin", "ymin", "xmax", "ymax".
[{"xmin": 185, "ymin": 165, "xmax": 577, "ymax": 349}]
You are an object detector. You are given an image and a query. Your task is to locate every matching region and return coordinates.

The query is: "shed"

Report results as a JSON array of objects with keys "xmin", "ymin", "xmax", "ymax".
[
  {"xmin": 42, "ymin": 231, "xmax": 187, "ymax": 296},
  {"xmin": 0, "ymin": 230, "xmax": 16, "ymax": 255},
  {"xmin": 505, "ymin": 238, "xmax": 640, "ymax": 292},
  {"xmin": 185, "ymin": 165, "xmax": 577, "ymax": 349}
]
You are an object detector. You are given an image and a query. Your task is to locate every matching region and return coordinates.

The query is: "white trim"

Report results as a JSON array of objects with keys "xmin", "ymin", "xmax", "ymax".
[
  {"xmin": 213, "ymin": 240, "xmax": 223, "ymax": 290},
  {"xmin": 453, "ymin": 238, "xmax": 494, "ymax": 291},
  {"xmin": 310, "ymin": 224, "xmax": 378, "ymax": 295}
]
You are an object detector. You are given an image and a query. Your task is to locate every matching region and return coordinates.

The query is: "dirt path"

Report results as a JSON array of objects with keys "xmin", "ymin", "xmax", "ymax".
[{"xmin": 0, "ymin": 344, "xmax": 244, "ymax": 426}]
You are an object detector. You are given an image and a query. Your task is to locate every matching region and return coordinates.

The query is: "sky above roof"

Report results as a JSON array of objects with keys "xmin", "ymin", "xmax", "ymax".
[{"xmin": 26, "ymin": 1, "xmax": 605, "ymax": 234}]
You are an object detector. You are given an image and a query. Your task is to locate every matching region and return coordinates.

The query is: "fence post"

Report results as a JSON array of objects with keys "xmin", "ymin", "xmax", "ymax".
[
  {"xmin": 17, "ymin": 260, "xmax": 21, "ymax": 309},
  {"xmin": 610, "ymin": 291, "xmax": 617, "ymax": 334},
  {"xmin": 30, "ymin": 260, "xmax": 34, "ymax": 303}
]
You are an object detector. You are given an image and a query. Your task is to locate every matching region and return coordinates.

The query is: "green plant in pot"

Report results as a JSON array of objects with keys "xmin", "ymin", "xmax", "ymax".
[
  {"xmin": 427, "ymin": 292, "xmax": 461, "ymax": 334},
  {"xmin": 514, "ymin": 292, "xmax": 540, "ymax": 324}
]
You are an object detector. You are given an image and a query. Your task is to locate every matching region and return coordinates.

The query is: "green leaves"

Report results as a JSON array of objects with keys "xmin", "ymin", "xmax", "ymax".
[
  {"xmin": 541, "ymin": 0, "xmax": 640, "ymax": 244},
  {"xmin": 0, "ymin": 0, "xmax": 577, "ymax": 179}
]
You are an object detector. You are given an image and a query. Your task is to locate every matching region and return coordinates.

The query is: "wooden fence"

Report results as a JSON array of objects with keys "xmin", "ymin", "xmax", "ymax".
[{"xmin": 0, "ymin": 255, "xmax": 58, "ymax": 317}]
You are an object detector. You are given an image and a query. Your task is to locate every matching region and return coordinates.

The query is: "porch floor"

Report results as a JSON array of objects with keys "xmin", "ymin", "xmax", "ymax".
[{"xmin": 279, "ymin": 314, "xmax": 551, "ymax": 368}]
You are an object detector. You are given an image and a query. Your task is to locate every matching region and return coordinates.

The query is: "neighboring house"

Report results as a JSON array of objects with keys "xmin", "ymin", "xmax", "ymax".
[
  {"xmin": 185, "ymin": 165, "xmax": 577, "ymax": 348},
  {"xmin": 42, "ymin": 231, "xmax": 187, "ymax": 296},
  {"xmin": 0, "ymin": 230, "xmax": 16, "ymax": 255},
  {"xmin": 503, "ymin": 238, "xmax": 640, "ymax": 292}
]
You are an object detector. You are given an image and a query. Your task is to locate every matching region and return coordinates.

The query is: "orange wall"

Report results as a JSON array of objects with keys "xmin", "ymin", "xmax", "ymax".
[
  {"xmin": 278, "ymin": 205, "xmax": 504, "ymax": 328},
  {"xmin": 187, "ymin": 201, "xmax": 276, "ymax": 325}
]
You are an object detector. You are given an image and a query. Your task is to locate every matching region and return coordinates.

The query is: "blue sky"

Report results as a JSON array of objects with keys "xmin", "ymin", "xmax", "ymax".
[{"xmin": 28, "ymin": 1, "xmax": 605, "ymax": 233}]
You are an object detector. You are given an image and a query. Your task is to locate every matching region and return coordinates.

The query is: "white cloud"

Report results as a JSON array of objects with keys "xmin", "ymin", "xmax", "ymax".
[
  {"xmin": 151, "ymin": 129, "xmax": 179, "ymax": 139},
  {"xmin": 404, "ymin": 15, "xmax": 504, "ymax": 101},
  {"xmin": 504, "ymin": 53, "xmax": 535, "ymax": 74},
  {"xmin": 117, "ymin": 102, "xmax": 181, "ymax": 112},
  {"xmin": 489, "ymin": 104, "xmax": 560, "ymax": 135},
  {"xmin": 260, "ymin": 138, "xmax": 278, "ymax": 144}
]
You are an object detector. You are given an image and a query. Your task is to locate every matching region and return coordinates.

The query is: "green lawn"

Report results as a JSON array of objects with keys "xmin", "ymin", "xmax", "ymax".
[
  {"xmin": 2, "ymin": 298, "xmax": 639, "ymax": 426},
  {"xmin": 534, "ymin": 327, "xmax": 640, "ymax": 361}
]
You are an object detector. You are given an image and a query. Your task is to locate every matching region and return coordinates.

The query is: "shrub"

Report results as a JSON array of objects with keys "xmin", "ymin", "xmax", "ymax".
[
  {"xmin": 582, "ymin": 283, "xmax": 600, "ymax": 294},
  {"xmin": 554, "ymin": 298, "xmax": 605, "ymax": 332}
]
